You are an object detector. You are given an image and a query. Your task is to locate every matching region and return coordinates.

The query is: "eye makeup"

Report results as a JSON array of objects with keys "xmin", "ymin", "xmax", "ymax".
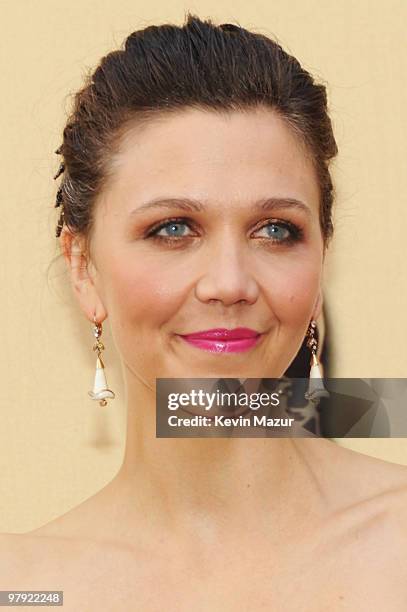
[{"xmin": 144, "ymin": 216, "xmax": 304, "ymax": 247}]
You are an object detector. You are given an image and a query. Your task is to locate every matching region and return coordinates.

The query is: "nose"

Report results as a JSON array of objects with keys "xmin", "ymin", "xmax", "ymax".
[{"xmin": 194, "ymin": 238, "xmax": 260, "ymax": 306}]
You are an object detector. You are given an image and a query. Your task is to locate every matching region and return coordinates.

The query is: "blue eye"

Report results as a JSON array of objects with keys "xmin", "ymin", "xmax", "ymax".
[
  {"xmin": 146, "ymin": 217, "xmax": 301, "ymax": 245},
  {"xmin": 152, "ymin": 220, "xmax": 192, "ymax": 238},
  {"xmin": 257, "ymin": 223, "xmax": 291, "ymax": 241}
]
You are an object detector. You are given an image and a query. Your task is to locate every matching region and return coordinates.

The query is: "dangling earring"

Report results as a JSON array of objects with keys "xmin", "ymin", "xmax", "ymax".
[
  {"xmin": 88, "ymin": 315, "xmax": 115, "ymax": 407},
  {"xmin": 304, "ymin": 320, "xmax": 329, "ymax": 403}
]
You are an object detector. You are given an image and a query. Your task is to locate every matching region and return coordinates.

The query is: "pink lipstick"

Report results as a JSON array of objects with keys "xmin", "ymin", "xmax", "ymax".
[{"xmin": 177, "ymin": 327, "xmax": 263, "ymax": 353}]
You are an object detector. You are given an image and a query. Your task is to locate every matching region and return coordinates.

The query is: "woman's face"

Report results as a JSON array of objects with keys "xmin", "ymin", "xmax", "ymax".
[{"xmin": 67, "ymin": 107, "xmax": 325, "ymax": 381}]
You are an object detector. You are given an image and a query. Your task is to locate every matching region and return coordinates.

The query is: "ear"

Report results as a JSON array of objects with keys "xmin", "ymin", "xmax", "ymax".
[
  {"xmin": 60, "ymin": 227, "xmax": 107, "ymax": 323},
  {"xmin": 312, "ymin": 290, "xmax": 323, "ymax": 321}
]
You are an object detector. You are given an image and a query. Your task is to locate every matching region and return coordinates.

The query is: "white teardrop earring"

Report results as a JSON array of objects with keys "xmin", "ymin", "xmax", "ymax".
[
  {"xmin": 304, "ymin": 320, "xmax": 329, "ymax": 403},
  {"xmin": 88, "ymin": 315, "xmax": 115, "ymax": 407}
]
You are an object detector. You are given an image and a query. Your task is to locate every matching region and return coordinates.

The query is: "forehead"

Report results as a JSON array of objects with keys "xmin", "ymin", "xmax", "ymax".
[{"xmin": 104, "ymin": 106, "xmax": 320, "ymax": 214}]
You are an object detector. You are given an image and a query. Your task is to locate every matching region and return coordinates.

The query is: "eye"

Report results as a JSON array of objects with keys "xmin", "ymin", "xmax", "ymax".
[
  {"xmin": 254, "ymin": 221, "xmax": 293, "ymax": 242},
  {"xmin": 147, "ymin": 218, "xmax": 193, "ymax": 239},
  {"xmin": 145, "ymin": 217, "xmax": 302, "ymax": 245}
]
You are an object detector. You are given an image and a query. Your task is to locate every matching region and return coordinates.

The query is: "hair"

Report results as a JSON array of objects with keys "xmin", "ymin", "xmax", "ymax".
[{"xmin": 53, "ymin": 12, "xmax": 338, "ymax": 251}]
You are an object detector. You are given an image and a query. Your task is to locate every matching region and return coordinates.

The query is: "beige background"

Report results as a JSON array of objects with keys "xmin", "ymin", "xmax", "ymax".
[{"xmin": 1, "ymin": 0, "xmax": 406, "ymax": 533}]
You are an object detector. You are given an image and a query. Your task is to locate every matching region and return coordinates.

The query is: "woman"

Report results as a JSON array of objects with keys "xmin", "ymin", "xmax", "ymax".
[{"xmin": 2, "ymin": 13, "xmax": 407, "ymax": 610}]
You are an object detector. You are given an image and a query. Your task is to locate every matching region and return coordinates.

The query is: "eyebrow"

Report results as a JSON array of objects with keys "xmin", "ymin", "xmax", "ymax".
[{"xmin": 129, "ymin": 196, "xmax": 312, "ymax": 217}]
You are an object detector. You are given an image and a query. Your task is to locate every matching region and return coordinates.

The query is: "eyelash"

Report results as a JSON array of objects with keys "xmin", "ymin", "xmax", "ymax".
[{"xmin": 145, "ymin": 216, "xmax": 303, "ymax": 246}]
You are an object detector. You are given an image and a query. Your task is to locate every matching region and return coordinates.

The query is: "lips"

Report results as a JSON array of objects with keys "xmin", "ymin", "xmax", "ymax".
[
  {"xmin": 180, "ymin": 327, "xmax": 260, "ymax": 340},
  {"xmin": 177, "ymin": 327, "xmax": 263, "ymax": 354}
]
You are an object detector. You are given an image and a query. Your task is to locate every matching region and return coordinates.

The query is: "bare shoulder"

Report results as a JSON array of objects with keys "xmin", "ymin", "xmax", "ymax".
[
  {"xmin": 316, "ymin": 439, "xmax": 407, "ymax": 549},
  {"xmin": 0, "ymin": 477, "xmax": 142, "ymax": 589},
  {"xmin": 0, "ymin": 532, "xmax": 61, "ymax": 589},
  {"xmin": 0, "ymin": 480, "xmax": 138, "ymax": 590},
  {"xmin": 311, "ymin": 437, "xmax": 407, "ymax": 489},
  {"xmin": 333, "ymin": 440, "xmax": 407, "ymax": 502},
  {"xmin": 24, "ymin": 478, "xmax": 133, "ymax": 550},
  {"xmin": 0, "ymin": 531, "xmax": 141, "ymax": 612},
  {"xmin": 0, "ymin": 483, "xmax": 121, "ymax": 588},
  {"xmin": 0, "ymin": 530, "xmax": 129, "ymax": 597}
]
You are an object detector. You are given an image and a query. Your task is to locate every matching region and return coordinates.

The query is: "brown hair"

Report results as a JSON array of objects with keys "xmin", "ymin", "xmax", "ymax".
[{"xmin": 54, "ymin": 12, "xmax": 338, "ymax": 249}]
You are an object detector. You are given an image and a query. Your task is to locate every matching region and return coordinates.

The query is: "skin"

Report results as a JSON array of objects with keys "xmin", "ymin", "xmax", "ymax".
[{"xmin": 2, "ymin": 107, "xmax": 407, "ymax": 610}]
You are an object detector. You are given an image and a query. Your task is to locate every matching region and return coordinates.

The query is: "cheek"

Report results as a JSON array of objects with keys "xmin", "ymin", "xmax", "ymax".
[
  {"xmin": 266, "ymin": 256, "xmax": 321, "ymax": 325},
  {"xmin": 102, "ymin": 254, "xmax": 184, "ymax": 326}
]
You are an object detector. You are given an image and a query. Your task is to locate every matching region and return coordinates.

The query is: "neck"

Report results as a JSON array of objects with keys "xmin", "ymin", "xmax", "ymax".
[{"xmin": 114, "ymin": 364, "xmax": 333, "ymax": 545}]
